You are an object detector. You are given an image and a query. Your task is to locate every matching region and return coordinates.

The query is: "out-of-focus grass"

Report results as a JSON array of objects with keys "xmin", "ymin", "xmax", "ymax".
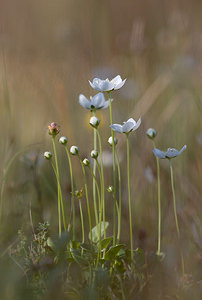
[{"xmin": 0, "ymin": 0, "xmax": 201, "ymax": 298}]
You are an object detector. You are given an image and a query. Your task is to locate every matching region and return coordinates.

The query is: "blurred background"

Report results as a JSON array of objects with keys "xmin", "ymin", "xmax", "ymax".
[{"xmin": 0, "ymin": 0, "xmax": 201, "ymax": 298}]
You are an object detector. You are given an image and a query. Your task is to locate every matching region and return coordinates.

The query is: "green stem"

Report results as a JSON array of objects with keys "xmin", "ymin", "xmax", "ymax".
[
  {"xmin": 108, "ymin": 91, "xmax": 116, "ymax": 246},
  {"xmin": 96, "ymin": 129, "xmax": 106, "ymax": 238},
  {"xmin": 87, "ymin": 166, "xmax": 100, "ymax": 227},
  {"xmin": 52, "ymin": 136, "xmax": 66, "ymax": 235},
  {"xmin": 169, "ymin": 161, "xmax": 185, "ymax": 282},
  {"xmin": 95, "ymin": 160, "xmax": 103, "ymax": 239},
  {"xmin": 64, "ymin": 146, "xmax": 75, "ymax": 239},
  {"xmin": 93, "ymin": 111, "xmax": 97, "ymax": 227},
  {"xmin": 79, "ymin": 157, "xmax": 92, "ymax": 242},
  {"xmin": 78, "ymin": 197, "xmax": 85, "ymax": 244},
  {"xmin": 115, "ymin": 148, "xmax": 122, "ymax": 244},
  {"xmin": 126, "ymin": 134, "xmax": 133, "ymax": 261},
  {"xmin": 152, "ymin": 140, "xmax": 161, "ymax": 256},
  {"xmin": 50, "ymin": 160, "xmax": 61, "ymax": 236}
]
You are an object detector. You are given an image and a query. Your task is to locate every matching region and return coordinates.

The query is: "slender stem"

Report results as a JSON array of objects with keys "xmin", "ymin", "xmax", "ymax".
[
  {"xmin": 169, "ymin": 161, "xmax": 185, "ymax": 282},
  {"xmin": 52, "ymin": 136, "xmax": 67, "ymax": 235},
  {"xmin": 88, "ymin": 164, "xmax": 102, "ymax": 263},
  {"xmin": 108, "ymin": 91, "xmax": 117, "ymax": 246},
  {"xmin": 93, "ymin": 111, "xmax": 97, "ymax": 226},
  {"xmin": 78, "ymin": 197, "xmax": 85, "ymax": 244},
  {"xmin": 64, "ymin": 146, "xmax": 75, "ymax": 239},
  {"xmin": 126, "ymin": 134, "xmax": 133, "ymax": 261},
  {"xmin": 87, "ymin": 166, "xmax": 100, "ymax": 227},
  {"xmin": 79, "ymin": 157, "xmax": 92, "ymax": 242},
  {"xmin": 96, "ymin": 129, "xmax": 106, "ymax": 238},
  {"xmin": 50, "ymin": 160, "xmax": 61, "ymax": 237},
  {"xmin": 95, "ymin": 159, "xmax": 104, "ymax": 247},
  {"xmin": 152, "ymin": 140, "xmax": 161, "ymax": 256},
  {"xmin": 115, "ymin": 148, "xmax": 122, "ymax": 244}
]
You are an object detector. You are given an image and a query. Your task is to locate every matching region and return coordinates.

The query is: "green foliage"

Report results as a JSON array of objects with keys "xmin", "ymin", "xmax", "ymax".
[{"xmin": 89, "ymin": 222, "xmax": 109, "ymax": 243}]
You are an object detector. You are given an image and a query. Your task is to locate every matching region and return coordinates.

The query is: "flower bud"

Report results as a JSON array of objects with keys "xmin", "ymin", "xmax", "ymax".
[
  {"xmin": 90, "ymin": 150, "xmax": 98, "ymax": 159},
  {"xmin": 70, "ymin": 146, "xmax": 79, "ymax": 156},
  {"xmin": 44, "ymin": 151, "xmax": 52, "ymax": 160},
  {"xmin": 83, "ymin": 158, "xmax": 90, "ymax": 166},
  {"xmin": 108, "ymin": 136, "xmax": 118, "ymax": 146},
  {"xmin": 59, "ymin": 136, "xmax": 68, "ymax": 145},
  {"xmin": 146, "ymin": 128, "xmax": 157, "ymax": 140},
  {"xmin": 107, "ymin": 186, "xmax": 114, "ymax": 193},
  {"xmin": 48, "ymin": 122, "xmax": 60, "ymax": 136},
  {"xmin": 89, "ymin": 116, "xmax": 100, "ymax": 128},
  {"xmin": 75, "ymin": 188, "xmax": 84, "ymax": 198}
]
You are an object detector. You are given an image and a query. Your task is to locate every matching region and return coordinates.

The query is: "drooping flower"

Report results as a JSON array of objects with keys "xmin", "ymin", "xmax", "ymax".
[
  {"xmin": 89, "ymin": 75, "xmax": 126, "ymax": 92},
  {"xmin": 110, "ymin": 118, "xmax": 141, "ymax": 134},
  {"xmin": 79, "ymin": 93, "xmax": 111, "ymax": 111},
  {"xmin": 153, "ymin": 145, "xmax": 187, "ymax": 159}
]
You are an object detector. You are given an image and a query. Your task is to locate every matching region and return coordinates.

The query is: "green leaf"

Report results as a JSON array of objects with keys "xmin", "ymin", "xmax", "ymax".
[
  {"xmin": 80, "ymin": 243, "xmax": 97, "ymax": 253},
  {"xmin": 70, "ymin": 240, "xmax": 80, "ymax": 249},
  {"xmin": 134, "ymin": 248, "xmax": 145, "ymax": 268},
  {"xmin": 47, "ymin": 237, "xmax": 57, "ymax": 252},
  {"xmin": 89, "ymin": 222, "xmax": 109, "ymax": 243},
  {"xmin": 99, "ymin": 237, "xmax": 113, "ymax": 251},
  {"xmin": 116, "ymin": 248, "xmax": 126, "ymax": 259},
  {"xmin": 104, "ymin": 244, "xmax": 125, "ymax": 261},
  {"xmin": 70, "ymin": 248, "xmax": 90, "ymax": 266}
]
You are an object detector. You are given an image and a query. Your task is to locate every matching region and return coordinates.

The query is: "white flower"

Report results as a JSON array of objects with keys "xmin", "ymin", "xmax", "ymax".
[
  {"xmin": 110, "ymin": 118, "xmax": 141, "ymax": 134},
  {"xmin": 153, "ymin": 145, "xmax": 187, "ymax": 159},
  {"xmin": 79, "ymin": 93, "xmax": 111, "ymax": 111},
  {"xmin": 89, "ymin": 75, "xmax": 126, "ymax": 92}
]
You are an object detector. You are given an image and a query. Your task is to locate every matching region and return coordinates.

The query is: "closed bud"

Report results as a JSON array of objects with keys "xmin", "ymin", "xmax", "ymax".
[
  {"xmin": 107, "ymin": 186, "xmax": 114, "ymax": 193},
  {"xmin": 48, "ymin": 122, "xmax": 60, "ymax": 136},
  {"xmin": 70, "ymin": 146, "xmax": 79, "ymax": 156},
  {"xmin": 44, "ymin": 151, "xmax": 52, "ymax": 160},
  {"xmin": 59, "ymin": 136, "xmax": 68, "ymax": 145},
  {"xmin": 146, "ymin": 128, "xmax": 157, "ymax": 140},
  {"xmin": 89, "ymin": 116, "xmax": 100, "ymax": 128},
  {"xmin": 83, "ymin": 158, "xmax": 90, "ymax": 166},
  {"xmin": 90, "ymin": 150, "xmax": 98, "ymax": 159},
  {"xmin": 108, "ymin": 136, "xmax": 118, "ymax": 146}
]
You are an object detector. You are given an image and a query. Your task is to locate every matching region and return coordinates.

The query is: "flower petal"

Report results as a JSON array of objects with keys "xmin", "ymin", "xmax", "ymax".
[
  {"xmin": 165, "ymin": 148, "xmax": 180, "ymax": 158},
  {"xmin": 114, "ymin": 78, "xmax": 126, "ymax": 90},
  {"xmin": 132, "ymin": 118, "xmax": 141, "ymax": 131},
  {"xmin": 91, "ymin": 92, "xmax": 105, "ymax": 108},
  {"xmin": 153, "ymin": 148, "xmax": 166, "ymax": 159},
  {"xmin": 89, "ymin": 78, "xmax": 114, "ymax": 92},
  {"xmin": 110, "ymin": 124, "xmax": 123, "ymax": 133},
  {"xmin": 79, "ymin": 94, "xmax": 91, "ymax": 110},
  {"xmin": 126, "ymin": 118, "xmax": 136, "ymax": 125},
  {"xmin": 99, "ymin": 80, "xmax": 114, "ymax": 91},
  {"xmin": 122, "ymin": 121, "xmax": 135, "ymax": 133},
  {"xmin": 100, "ymin": 98, "xmax": 113, "ymax": 110},
  {"xmin": 179, "ymin": 145, "xmax": 187, "ymax": 154},
  {"xmin": 111, "ymin": 75, "xmax": 122, "ymax": 85}
]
